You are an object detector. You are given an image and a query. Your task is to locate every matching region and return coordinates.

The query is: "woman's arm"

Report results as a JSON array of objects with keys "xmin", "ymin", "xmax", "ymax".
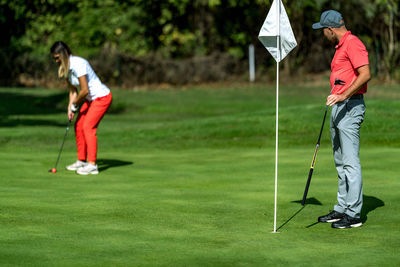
[
  {"xmin": 73, "ymin": 75, "xmax": 89, "ymax": 104},
  {"xmin": 67, "ymin": 79, "xmax": 78, "ymax": 121}
]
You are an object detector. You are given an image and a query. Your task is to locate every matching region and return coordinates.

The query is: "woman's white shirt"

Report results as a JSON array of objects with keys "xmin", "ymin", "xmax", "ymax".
[{"xmin": 68, "ymin": 55, "xmax": 110, "ymax": 101}]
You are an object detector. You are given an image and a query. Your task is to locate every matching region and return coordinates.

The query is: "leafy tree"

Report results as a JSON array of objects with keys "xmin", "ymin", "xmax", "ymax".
[{"xmin": 1, "ymin": 0, "xmax": 399, "ymax": 85}]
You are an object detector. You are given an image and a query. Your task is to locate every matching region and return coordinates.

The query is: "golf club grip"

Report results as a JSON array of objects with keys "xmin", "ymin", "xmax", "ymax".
[{"xmin": 301, "ymin": 168, "xmax": 314, "ymax": 206}]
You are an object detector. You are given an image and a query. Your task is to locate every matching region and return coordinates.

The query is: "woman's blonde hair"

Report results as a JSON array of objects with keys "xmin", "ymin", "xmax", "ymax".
[{"xmin": 50, "ymin": 41, "xmax": 72, "ymax": 78}]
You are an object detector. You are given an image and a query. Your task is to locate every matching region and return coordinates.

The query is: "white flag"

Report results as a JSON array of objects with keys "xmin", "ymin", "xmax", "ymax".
[{"xmin": 258, "ymin": 0, "xmax": 297, "ymax": 62}]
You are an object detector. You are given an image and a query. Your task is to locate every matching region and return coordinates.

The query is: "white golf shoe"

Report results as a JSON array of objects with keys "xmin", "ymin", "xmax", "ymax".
[
  {"xmin": 66, "ymin": 160, "xmax": 87, "ymax": 171},
  {"xmin": 76, "ymin": 163, "xmax": 99, "ymax": 175}
]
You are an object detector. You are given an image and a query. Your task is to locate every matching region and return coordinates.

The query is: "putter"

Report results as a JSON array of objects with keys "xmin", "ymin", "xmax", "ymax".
[
  {"xmin": 301, "ymin": 79, "xmax": 345, "ymax": 205},
  {"xmin": 49, "ymin": 120, "xmax": 72, "ymax": 173}
]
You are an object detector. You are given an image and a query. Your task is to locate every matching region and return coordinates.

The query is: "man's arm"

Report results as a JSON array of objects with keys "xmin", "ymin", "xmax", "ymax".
[{"xmin": 327, "ymin": 64, "xmax": 371, "ymax": 106}]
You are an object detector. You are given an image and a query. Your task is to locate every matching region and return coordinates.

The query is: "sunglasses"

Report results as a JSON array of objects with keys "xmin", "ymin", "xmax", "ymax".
[{"xmin": 53, "ymin": 55, "xmax": 60, "ymax": 61}]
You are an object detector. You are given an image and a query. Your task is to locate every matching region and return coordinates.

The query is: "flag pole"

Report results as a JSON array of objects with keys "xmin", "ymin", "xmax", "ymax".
[
  {"xmin": 273, "ymin": 0, "xmax": 281, "ymax": 234},
  {"xmin": 258, "ymin": 0, "xmax": 297, "ymax": 234}
]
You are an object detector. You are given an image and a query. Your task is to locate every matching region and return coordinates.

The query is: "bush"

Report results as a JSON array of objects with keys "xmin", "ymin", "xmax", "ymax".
[{"xmin": 12, "ymin": 48, "xmax": 246, "ymax": 88}]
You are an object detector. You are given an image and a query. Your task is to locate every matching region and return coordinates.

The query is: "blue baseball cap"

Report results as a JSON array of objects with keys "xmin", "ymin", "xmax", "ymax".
[{"xmin": 312, "ymin": 10, "xmax": 345, "ymax": 29}]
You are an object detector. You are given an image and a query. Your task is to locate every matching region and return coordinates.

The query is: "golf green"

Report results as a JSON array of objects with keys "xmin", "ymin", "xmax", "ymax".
[{"xmin": 0, "ymin": 84, "xmax": 398, "ymax": 266}]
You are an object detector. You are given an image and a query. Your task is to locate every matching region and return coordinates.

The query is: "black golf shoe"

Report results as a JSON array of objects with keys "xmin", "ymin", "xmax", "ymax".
[
  {"xmin": 318, "ymin": 210, "xmax": 345, "ymax": 223},
  {"xmin": 331, "ymin": 214, "xmax": 362, "ymax": 229}
]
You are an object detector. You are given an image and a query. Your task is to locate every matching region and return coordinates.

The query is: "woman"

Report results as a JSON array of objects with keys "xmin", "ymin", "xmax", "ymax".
[{"xmin": 50, "ymin": 41, "xmax": 112, "ymax": 175}]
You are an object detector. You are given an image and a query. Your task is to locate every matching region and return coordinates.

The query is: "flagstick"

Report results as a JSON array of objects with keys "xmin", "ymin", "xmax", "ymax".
[
  {"xmin": 273, "ymin": 0, "xmax": 281, "ymax": 234},
  {"xmin": 258, "ymin": 0, "xmax": 296, "ymax": 233},
  {"xmin": 273, "ymin": 61, "xmax": 279, "ymax": 233}
]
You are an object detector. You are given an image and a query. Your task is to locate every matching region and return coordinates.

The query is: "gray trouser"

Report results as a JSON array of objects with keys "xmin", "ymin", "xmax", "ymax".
[{"xmin": 330, "ymin": 96, "xmax": 365, "ymax": 218}]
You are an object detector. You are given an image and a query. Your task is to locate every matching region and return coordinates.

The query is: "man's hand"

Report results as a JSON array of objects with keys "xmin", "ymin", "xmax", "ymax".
[
  {"xmin": 326, "ymin": 94, "xmax": 347, "ymax": 106},
  {"xmin": 327, "ymin": 65, "xmax": 371, "ymax": 107}
]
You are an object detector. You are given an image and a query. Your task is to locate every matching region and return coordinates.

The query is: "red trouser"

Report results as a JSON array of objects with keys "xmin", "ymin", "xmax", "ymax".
[{"xmin": 75, "ymin": 93, "xmax": 112, "ymax": 162}]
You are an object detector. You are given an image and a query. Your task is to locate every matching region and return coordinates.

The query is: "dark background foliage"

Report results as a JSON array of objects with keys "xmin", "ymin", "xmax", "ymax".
[{"xmin": 0, "ymin": 0, "xmax": 399, "ymax": 87}]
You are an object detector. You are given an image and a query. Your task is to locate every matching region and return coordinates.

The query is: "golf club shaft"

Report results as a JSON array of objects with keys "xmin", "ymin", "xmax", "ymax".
[
  {"xmin": 301, "ymin": 80, "xmax": 346, "ymax": 205},
  {"xmin": 53, "ymin": 120, "xmax": 71, "ymax": 169},
  {"xmin": 301, "ymin": 106, "xmax": 328, "ymax": 205}
]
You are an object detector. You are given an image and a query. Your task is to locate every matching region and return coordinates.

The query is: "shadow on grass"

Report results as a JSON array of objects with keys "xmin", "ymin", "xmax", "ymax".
[
  {"xmin": 292, "ymin": 197, "xmax": 323, "ymax": 206},
  {"xmin": 0, "ymin": 91, "xmax": 66, "ymax": 115},
  {"xmin": 97, "ymin": 159, "xmax": 133, "ymax": 172},
  {"xmin": 277, "ymin": 206, "xmax": 305, "ymax": 231},
  {"xmin": 0, "ymin": 117, "xmax": 68, "ymax": 127},
  {"xmin": 276, "ymin": 197, "xmax": 322, "ymax": 231},
  {"xmin": 0, "ymin": 90, "xmax": 128, "ymax": 127},
  {"xmin": 0, "ymin": 91, "xmax": 67, "ymax": 127},
  {"xmin": 361, "ymin": 195, "xmax": 384, "ymax": 223},
  {"xmin": 304, "ymin": 194, "xmax": 384, "ymax": 228}
]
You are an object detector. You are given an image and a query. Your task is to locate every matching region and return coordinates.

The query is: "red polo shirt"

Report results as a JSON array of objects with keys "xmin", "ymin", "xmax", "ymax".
[{"xmin": 330, "ymin": 31, "xmax": 369, "ymax": 95}]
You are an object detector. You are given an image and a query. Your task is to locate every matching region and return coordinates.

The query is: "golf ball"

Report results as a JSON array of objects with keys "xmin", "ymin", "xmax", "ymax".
[{"xmin": 52, "ymin": 168, "xmax": 57, "ymax": 173}]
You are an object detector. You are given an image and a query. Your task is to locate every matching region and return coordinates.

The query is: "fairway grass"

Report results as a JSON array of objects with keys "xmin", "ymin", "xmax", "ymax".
[{"xmin": 0, "ymin": 85, "xmax": 399, "ymax": 266}]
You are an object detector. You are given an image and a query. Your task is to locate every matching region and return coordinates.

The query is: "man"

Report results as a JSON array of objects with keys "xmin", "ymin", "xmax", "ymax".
[{"xmin": 312, "ymin": 10, "xmax": 371, "ymax": 229}]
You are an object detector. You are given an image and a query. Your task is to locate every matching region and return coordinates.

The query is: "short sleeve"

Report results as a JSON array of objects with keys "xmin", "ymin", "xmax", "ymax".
[
  {"xmin": 347, "ymin": 37, "xmax": 369, "ymax": 69},
  {"xmin": 72, "ymin": 57, "xmax": 88, "ymax": 77}
]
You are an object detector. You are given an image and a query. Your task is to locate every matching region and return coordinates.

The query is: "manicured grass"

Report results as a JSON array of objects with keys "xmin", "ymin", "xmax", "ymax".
[{"xmin": 0, "ymin": 84, "xmax": 399, "ymax": 266}]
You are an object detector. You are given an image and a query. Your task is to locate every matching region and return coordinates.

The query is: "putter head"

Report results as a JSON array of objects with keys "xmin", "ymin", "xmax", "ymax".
[{"xmin": 334, "ymin": 79, "xmax": 345, "ymax": 85}]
